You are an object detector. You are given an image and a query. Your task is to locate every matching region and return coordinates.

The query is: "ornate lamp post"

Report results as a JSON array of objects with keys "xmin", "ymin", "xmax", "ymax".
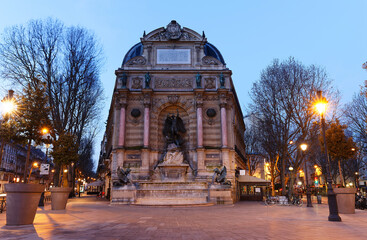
[
  {"xmin": 29, "ymin": 162, "xmax": 39, "ymax": 181},
  {"xmin": 288, "ymin": 166, "xmax": 294, "ymax": 198},
  {"xmin": 315, "ymin": 91, "xmax": 341, "ymax": 221},
  {"xmin": 300, "ymin": 143, "xmax": 312, "ymax": 207}
]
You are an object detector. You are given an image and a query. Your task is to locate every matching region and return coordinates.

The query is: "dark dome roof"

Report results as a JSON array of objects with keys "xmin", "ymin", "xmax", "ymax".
[
  {"xmin": 122, "ymin": 42, "xmax": 225, "ymax": 65},
  {"xmin": 204, "ymin": 42, "xmax": 225, "ymax": 65},
  {"xmin": 122, "ymin": 42, "xmax": 143, "ymax": 65}
]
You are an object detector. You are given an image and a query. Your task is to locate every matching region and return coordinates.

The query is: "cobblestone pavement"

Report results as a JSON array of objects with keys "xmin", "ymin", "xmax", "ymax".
[{"xmin": 1, "ymin": 196, "xmax": 367, "ymax": 240}]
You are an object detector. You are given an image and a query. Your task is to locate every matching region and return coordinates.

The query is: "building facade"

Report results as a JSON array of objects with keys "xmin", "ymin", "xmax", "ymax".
[{"xmin": 100, "ymin": 21, "xmax": 246, "ymax": 204}]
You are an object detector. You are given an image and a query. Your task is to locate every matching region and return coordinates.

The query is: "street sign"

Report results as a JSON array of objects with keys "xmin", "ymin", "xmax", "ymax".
[{"xmin": 40, "ymin": 164, "xmax": 50, "ymax": 175}]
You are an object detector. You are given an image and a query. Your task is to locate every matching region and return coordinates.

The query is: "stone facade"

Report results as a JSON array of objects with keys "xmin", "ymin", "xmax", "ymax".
[{"xmin": 100, "ymin": 21, "xmax": 246, "ymax": 205}]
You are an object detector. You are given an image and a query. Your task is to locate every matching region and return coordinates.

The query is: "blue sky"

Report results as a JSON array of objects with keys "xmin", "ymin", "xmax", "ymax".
[{"xmin": 1, "ymin": 0, "xmax": 366, "ymax": 165}]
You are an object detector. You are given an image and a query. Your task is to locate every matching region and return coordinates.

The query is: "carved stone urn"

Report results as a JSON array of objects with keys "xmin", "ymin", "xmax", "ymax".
[{"xmin": 4, "ymin": 183, "xmax": 44, "ymax": 225}]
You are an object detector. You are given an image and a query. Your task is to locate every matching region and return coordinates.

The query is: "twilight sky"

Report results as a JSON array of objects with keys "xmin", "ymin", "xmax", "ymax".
[{"xmin": 1, "ymin": 0, "xmax": 366, "ymax": 166}]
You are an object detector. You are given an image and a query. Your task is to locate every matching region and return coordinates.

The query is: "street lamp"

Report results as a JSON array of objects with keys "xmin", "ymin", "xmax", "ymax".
[
  {"xmin": 300, "ymin": 143, "xmax": 312, "ymax": 207},
  {"xmin": 29, "ymin": 162, "xmax": 39, "ymax": 181},
  {"xmin": 289, "ymin": 166, "xmax": 294, "ymax": 198},
  {"xmin": 355, "ymin": 172, "xmax": 359, "ymax": 191},
  {"xmin": 314, "ymin": 90, "xmax": 341, "ymax": 221}
]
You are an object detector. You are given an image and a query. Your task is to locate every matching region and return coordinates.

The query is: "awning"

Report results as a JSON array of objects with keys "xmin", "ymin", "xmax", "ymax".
[
  {"xmin": 86, "ymin": 180, "xmax": 104, "ymax": 187},
  {"xmin": 237, "ymin": 175, "xmax": 270, "ymax": 184}
]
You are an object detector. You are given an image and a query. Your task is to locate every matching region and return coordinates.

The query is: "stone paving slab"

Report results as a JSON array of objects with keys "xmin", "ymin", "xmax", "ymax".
[{"xmin": 0, "ymin": 196, "xmax": 367, "ymax": 240}]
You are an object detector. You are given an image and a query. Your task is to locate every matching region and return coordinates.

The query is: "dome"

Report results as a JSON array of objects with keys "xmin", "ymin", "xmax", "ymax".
[
  {"xmin": 122, "ymin": 42, "xmax": 225, "ymax": 65},
  {"xmin": 204, "ymin": 42, "xmax": 225, "ymax": 65},
  {"xmin": 122, "ymin": 42, "xmax": 143, "ymax": 65}
]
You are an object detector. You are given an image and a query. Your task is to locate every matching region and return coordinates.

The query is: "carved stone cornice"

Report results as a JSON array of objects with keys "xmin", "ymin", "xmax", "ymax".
[
  {"xmin": 219, "ymin": 102, "xmax": 227, "ymax": 108},
  {"xmin": 194, "ymin": 89, "xmax": 204, "ymax": 108},
  {"xmin": 115, "ymin": 95, "xmax": 128, "ymax": 109}
]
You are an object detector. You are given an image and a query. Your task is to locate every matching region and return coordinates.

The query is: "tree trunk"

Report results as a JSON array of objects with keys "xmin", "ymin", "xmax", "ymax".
[
  {"xmin": 281, "ymin": 157, "xmax": 286, "ymax": 195},
  {"xmin": 0, "ymin": 141, "xmax": 4, "ymax": 168},
  {"xmin": 288, "ymin": 172, "xmax": 294, "ymax": 198},
  {"xmin": 23, "ymin": 139, "xmax": 32, "ymax": 183},
  {"xmin": 247, "ymin": 156, "xmax": 252, "ymax": 176},
  {"xmin": 338, "ymin": 159, "xmax": 345, "ymax": 187},
  {"xmin": 58, "ymin": 165, "xmax": 63, "ymax": 187}
]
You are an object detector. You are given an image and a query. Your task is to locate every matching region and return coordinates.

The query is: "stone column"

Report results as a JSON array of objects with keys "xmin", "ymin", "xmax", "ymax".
[
  {"xmin": 220, "ymin": 103, "xmax": 228, "ymax": 148},
  {"xmin": 141, "ymin": 89, "xmax": 152, "ymax": 176},
  {"xmin": 143, "ymin": 104, "xmax": 150, "ymax": 148},
  {"xmin": 194, "ymin": 89, "xmax": 205, "ymax": 175},
  {"xmin": 118, "ymin": 103, "xmax": 127, "ymax": 147},
  {"xmin": 196, "ymin": 104, "xmax": 203, "ymax": 148}
]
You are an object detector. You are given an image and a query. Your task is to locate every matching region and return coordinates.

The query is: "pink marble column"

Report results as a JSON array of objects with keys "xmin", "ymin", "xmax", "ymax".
[
  {"xmin": 197, "ymin": 107, "xmax": 203, "ymax": 147},
  {"xmin": 220, "ymin": 105, "xmax": 228, "ymax": 147},
  {"xmin": 118, "ymin": 105, "xmax": 126, "ymax": 146},
  {"xmin": 143, "ymin": 106, "xmax": 150, "ymax": 147}
]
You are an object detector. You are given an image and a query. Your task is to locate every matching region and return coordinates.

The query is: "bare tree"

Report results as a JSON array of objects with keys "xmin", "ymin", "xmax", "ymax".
[
  {"xmin": 0, "ymin": 18, "xmax": 104, "ymax": 188},
  {"xmin": 244, "ymin": 114, "xmax": 264, "ymax": 176},
  {"xmin": 248, "ymin": 57, "xmax": 339, "ymax": 196},
  {"xmin": 0, "ymin": 19, "xmax": 103, "ymax": 146}
]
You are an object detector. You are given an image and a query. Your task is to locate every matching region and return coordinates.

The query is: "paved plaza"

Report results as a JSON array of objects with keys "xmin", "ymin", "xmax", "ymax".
[{"xmin": 1, "ymin": 196, "xmax": 367, "ymax": 240}]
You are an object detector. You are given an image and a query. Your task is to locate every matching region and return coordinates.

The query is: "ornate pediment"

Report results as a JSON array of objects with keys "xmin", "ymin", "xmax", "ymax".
[
  {"xmin": 144, "ymin": 20, "xmax": 202, "ymax": 42},
  {"xmin": 126, "ymin": 56, "xmax": 146, "ymax": 66},
  {"xmin": 202, "ymin": 56, "xmax": 222, "ymax": 65}
]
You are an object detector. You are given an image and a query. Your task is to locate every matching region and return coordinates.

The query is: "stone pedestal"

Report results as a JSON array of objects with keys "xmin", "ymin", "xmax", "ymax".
[
  {"xmin": 158, "ymin": 164, "xmax": 189, "ymax": 182},
  {"xmin": 333, "ymin": 188, "xmax": 356, "ymax": 214},
  {"xmin": 209, "ymin": 184, "xmax": 233, "ymax": 204},
  {"xmin": 111, "ymin": 185, "xmax": 137, "ymax": 204}
]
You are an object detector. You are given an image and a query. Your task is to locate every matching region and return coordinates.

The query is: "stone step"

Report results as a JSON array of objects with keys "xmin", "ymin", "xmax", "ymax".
[
  {"xmin": 138, "ymin": 182, "xmax": 208, "ymax": 190},
  {"xmin": 137, "ymin": 189, "xmax": 208, "ymax": 198},
  {"xmin": 135, "ymin": 197, "xmax": 208, "ymax": 206}
]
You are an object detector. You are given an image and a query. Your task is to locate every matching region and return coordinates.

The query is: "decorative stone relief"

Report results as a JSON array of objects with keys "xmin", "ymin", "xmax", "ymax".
[
  {"xmin": 203, "ymin": 95, "xmax": 219, "ymax": 101},
  {"xmin": 127, "ymin": 107, "xmax": 143, "ymax": 125},
  {"xmin": 206, "ymin": 108, "xmax": 217, "ymax": 118},
  {"xmin": 206, "ymin": 154, "xmax": 220, "ymax": 159},
  {"xmin": 127, "ymin": 154, "xmax": 141, "ymax": 160},
  {"xmin": 131, "ymin": 77, "xmax": 143, "ymax": 89},
  {"xmin": 167, "ymin": 95, "xmax": 180, "ymax": 104},
  {"xmin": 181, "ymin": 32, "xmax": 200, "ymax": 41},
  {"xmin": 131, "ymin": 109, "xmax": 141, "ymax": 118},
  {"xmin": 155, "ymin": 78, "xmax": 193, "ymax": 89},
  {"xmin": 204, "ymin": 77, "xmax": 216, "ymax": 89},
  {"xmin": 203, "ymin": 107, "xmax": 219, "ymax": 125},
  {"xmin": 128, "ymin": 95, "xmax": 143, "ymax": 101},
  {"xmin": 126, "ymin": 56, "xmax": 146, "ymax": 66},
  {"xmin": 202, "ymin": 56, "xmax": 221, "ymax": 65}
]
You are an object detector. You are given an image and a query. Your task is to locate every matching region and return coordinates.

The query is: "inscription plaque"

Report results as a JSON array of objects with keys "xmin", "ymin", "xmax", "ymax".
[{"xmin": 157, "ymin": 49, "xmax": 191, "ymax": 64}]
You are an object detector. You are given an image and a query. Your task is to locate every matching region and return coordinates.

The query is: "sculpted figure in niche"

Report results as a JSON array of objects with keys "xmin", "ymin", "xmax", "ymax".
[
  {"xmin": 219, "ymin": 72, "xmax": 225, "ymax": 88},
  {"xmin": 153, "ymin": 109, "xmax": 196, "ymax": 175},
  {"xmin": 196, "ymin": 72, "xmax": 202, "ymax": 88},
  {"xmin": 145, "ymin": 72, "xmax": 151, "ymax": 88},
  {"xmin": 163, "ymin": 110, "xmax": 186, "ymax": 147},
  {"xmin": 120, "ymin": 73, "xmax": 127, "ymax": 88}
]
